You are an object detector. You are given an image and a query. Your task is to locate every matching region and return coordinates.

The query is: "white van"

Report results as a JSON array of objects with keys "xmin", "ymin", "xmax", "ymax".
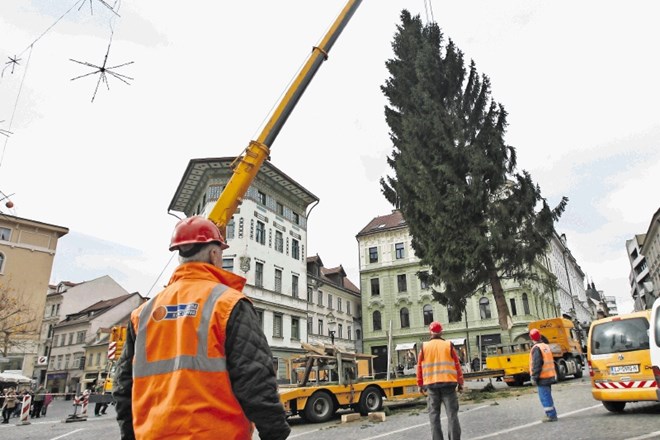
[{"xmin": 651, "ymin": 297, "xmax": 660, "ymax": 400}]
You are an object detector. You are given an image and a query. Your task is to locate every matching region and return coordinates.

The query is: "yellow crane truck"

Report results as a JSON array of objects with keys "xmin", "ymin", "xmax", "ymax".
[
  {"xmin": 485, "ymin": 318, "xmax": 584, "ymax": 386},
  {"xmin": 279, "ymin": 343, "xmax": 422, "ymax": 423}
]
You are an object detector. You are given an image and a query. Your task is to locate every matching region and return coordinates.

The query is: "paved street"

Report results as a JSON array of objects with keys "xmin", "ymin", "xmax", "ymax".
[{"xmin": 1, "ymin": 377, "xmax": 658, "ymax": 439}]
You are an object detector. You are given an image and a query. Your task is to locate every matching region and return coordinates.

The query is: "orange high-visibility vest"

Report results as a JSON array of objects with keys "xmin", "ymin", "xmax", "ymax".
[
  {"xmin": 130, "ymin": 263, "xmax": 253, "ymax": 440},
  {"xmin": 420, "ymin": 339, "xmax": 458, "ymax": 385},
  {"xmin": 529, "ymin": 342, "xmax": 557, "ymax": 380}
]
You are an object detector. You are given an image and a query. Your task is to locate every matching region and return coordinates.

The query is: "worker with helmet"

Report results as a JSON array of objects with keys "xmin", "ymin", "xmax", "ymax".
[
  {"xmin": 113, "ymin": 216, "xmax": 290, "ymax": 440},
  {"xmin": 529, "ymin": 328, "xmax": 558, "ymax": 422},
  {"xmin": 416, "ymin": 321, "xmax": 464, "ymax": 440}
]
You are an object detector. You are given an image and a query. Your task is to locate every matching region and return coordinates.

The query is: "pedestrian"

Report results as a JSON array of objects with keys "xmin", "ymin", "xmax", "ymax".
[
  {"xmin": 1, "ymin": 387, "xmax": 17, "ymax": 423},
  {"xmin": 529, "ymin": 328, "xmax": 558, "ymax": 422},
  {"xmin": 113, "ymin": 216, "xmax": 290, "ymax": 440},
  {"xmin": 94, "ymin": 381, "xmax": 109, "ymax": 416},
  {"xmin": 42, "ymin": 391, "xmax": 53, "ymax": 416},
  {"xmin": 31, "ymin": 385, "xmax": 46, "ymax": 418},
  {"xmin": 417, "ymin": 321, "xmax": 464, "ymax": 440}
]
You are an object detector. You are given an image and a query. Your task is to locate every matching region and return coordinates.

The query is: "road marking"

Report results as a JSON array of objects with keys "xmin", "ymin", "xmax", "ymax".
[
  {"xmin": 359, "ymin": 405, "xmax": 490, "ymax": 440},
  {"xmin": 50, "ymin": 428, "xmax": 85, "ymax": 440},
  {"xmin": 289, "ymin": 405, "xmax": 490, "ymax": 439},
  {"xmin": 624, "ymin": 431, "xmax": 660, "ymax": 440},
  {"xmin": 468, "ymin": 404, "xmax": 602, "ymax": 440}
]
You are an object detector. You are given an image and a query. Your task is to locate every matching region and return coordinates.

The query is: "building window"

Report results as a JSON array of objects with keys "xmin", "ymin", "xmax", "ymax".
[
  {"xmin": 292, "ymin": 274, "xmax": 299, "ymax": 298},
  {"xmin": 292, "ymin": 212, "xmax": 300, "ymax": 225},
  {"xmin": 0, "ymin": 253, "xmax": 4, "ymax": 272},
  {"xmin": 479, "ymin": 297, "xmax": 492, "ymax": 320},
  {"xmin": 318, "ymin": 319, "xmax": 324, "ymax": 335},
  {"xmin": 373, "ymin": 311, "xmax": 382, "ymax": 331},
  {"xmin": 47, "ymin": 325, "xmax": 54, "ymax": 338},
  {"xmin": 337, "ymin": 298, "xmax": 342, "ymax": 313},
  {"xmin": 291, "ymin": 317, "xmax": 300, "ymax": 340},
  {"xmin": 400, "ymin": 308, "xmax": 410, "ymax": 328},
  {"xmin": 222, "ymin": 258, "xmax": 234, "ymax": 272},
  {"xmin": 328, "ymin": 294, "xmax": 333, "ymax": 310},
  {"xmin": 256, "ymin": 309, "xmax": 264, "ymax": 330},
  {"xmin": 419, "ymin": 271, "xmax": 429, "ymax": 290},
  {"xmin": 53, "ymin": 335, "xmax": 59, "ymax": 347},
  {"xmin": 338, "ymin": 324, "xmax": 343, "ymax": 339},
  {"xmin": 273, "ymin": 314, "xmax": 283, "ymax": 338},
  {"xmin": 348, "ymin": 325, "xmax": 352, "ymax": 340},
  {"xmin": 370, "ymin": 278, "xmax": 380, "ymax": 296},
  {"xmin": 68, "ymin": 333, "xmax": 74, "ymax": 345},
  {"xmin": 0, "ymin": 227, "xmax": 10, "ymax": 241},
  {"xmin": 255, "ymin": 221, "xmax": 266, "ymax": 245},
  {"xmin": 522, "ymin": 293, "xmax": 530, "ymax": 314},
  {"xmin": 76, "ymin": 331, "xmax": 86, "ymax": 344},
  {"xmin": 275, "ymin": 231, "xmax": 283, "ymax": 253},
  {"xmin": 397, "ymin": 274, "xmax": 407, "ymax": 293},
  {"xmin": 509, "ymin": 298, "xmax": 518, "ymax": 316},
  {"xmin": 347, "ymin": 301, "xmax": 352, "ymax": 315},
  {"xmin": 257, "ymin": 190, "xmax": 267, "ymax": 205},
  {"xmin": 356, "ymin": 329, "xmax": 362, "ymax": 340},
  {"xmin": 56, "ymin": 355, "xmax": 62, "ymax": 370},
  {"xmin": 423, "ymin": 304, "xmax": 434, "ymax": 325},
  {"xmin": 369, "ymin": 247, "xmax": 378, "ymax": 263},
  {"xmin": 255, "ymin": 262, "xmax": 264, "ymax": 288},
  {"xmin": 318, "ymin": 290, "xmax": 324, "ymax": 307},
  {"xmin": 307, "ymin": 317, "xmax": 313, "ymax": 335},
  {"xmin": 395, "ymin": 242, "xmax": 405, "ymax": 259},
  {"xmin": 274, "ymin": 269, "xmax": 282, "ymax": 293},
  {"xmin": 292, "ymin": 239, "xmax": 300, "ymax": 260},
  {"xmin": 64, "ymin": 354, "xmax": 70, "ymax": 369},
  {"xmin": 226, "ymin": 219, "xmax": 235, "ymax": 239},
  {"xmin": 276, "ymin": 202, "xmax": 284, "ymax": 216},
  {"xmin": 447, "ymin": 304, "xmax": 461, "ymax": 323},
  {"xmin": 307, "ymin": 286, "xmax": 313, "ymax": 303}
]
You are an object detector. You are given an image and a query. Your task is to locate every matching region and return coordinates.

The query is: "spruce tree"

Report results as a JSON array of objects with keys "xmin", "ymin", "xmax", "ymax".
[{"xmin": 380, "ymin": 11, "xmax": 567, "ymax": 330}]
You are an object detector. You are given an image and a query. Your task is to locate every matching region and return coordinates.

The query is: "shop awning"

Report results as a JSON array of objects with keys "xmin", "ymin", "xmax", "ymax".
[
  {"xmin": 0, "ymin": 372, "xmax": 32, "ymax": 383},
  {"xmin": 449, "ymin": 338, "xmax": 466, "ymax": 346},
  {"xmin": 395, "ymin": 343, "xmax": 417, "ymax": 351}
]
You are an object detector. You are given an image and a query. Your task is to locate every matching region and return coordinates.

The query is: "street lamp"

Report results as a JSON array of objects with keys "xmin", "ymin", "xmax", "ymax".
[
  {"xmin": 327, "ymin": 312, "xmax": 337, "ymax": 346},
  {"xmin": 560, "ymin": 233, "xmax": 583, "ymax": 346}
]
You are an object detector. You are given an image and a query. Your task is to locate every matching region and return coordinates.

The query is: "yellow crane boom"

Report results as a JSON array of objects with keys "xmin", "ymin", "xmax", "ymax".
[{"xmin": 207, "ymin": 0, "xmax": 362, "ymax": 230}]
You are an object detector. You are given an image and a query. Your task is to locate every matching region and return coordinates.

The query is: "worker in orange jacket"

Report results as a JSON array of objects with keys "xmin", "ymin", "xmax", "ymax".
[
  {"xmin": 529, "ymin": 328, "xmax": 558, "ymax": 422},
  {"xmin": 113, "ymin": 216, "xmax": 290, "ymax": 440},
  {"xmin": 416, "ymin": 321, "xmax": 464, "ymax": 440}
]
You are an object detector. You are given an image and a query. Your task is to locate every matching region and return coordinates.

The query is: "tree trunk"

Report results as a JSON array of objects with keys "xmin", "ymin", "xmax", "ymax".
[{"xmin": 488, "ymin": 270, "xmax": 512, "ymax": 330}]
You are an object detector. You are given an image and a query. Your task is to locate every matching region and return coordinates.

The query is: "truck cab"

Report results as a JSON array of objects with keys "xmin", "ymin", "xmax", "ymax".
[{"xmin": 650, "ymin": 298, "xmax": 660, "ymax": 400}]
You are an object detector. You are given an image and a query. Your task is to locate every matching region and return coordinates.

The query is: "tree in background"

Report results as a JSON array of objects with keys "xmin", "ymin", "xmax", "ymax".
[
  {"xmin": 0, "ymin": 282, "xmax": 38, "ymax": 358},
  {"xmin": 380, "ymin": 11, "xmax": 567, "ymax": 330}
]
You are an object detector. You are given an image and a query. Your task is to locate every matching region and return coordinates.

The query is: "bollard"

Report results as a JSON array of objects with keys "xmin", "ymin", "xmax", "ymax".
[{"xmin": 18, "ymin": 394, "xmax": 31, "ymax": 425}]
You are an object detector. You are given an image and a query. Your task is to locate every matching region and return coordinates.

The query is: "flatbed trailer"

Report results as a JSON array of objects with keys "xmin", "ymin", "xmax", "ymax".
[{"xmin": 280, "ymin": 344, "xmax": 424, "ymax": 423}]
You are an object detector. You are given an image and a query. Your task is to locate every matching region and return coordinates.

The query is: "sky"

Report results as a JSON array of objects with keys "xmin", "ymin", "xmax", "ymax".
[{"xmin": 1, "ymin": 1, "xmax": 658, "ymax": 312}]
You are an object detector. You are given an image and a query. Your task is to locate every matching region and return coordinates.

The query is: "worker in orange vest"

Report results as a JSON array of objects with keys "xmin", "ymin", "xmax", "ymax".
[
  {"xmin": 529, "ymin": 328, "xmax": 558, "ymax": 422},
  {"xmin": 416, "ymin": 321, "xmax": 464, "ymax": 440},
  {"xmin": 113, "ymin": 216, "xmax": 290, "ymax": 440}
]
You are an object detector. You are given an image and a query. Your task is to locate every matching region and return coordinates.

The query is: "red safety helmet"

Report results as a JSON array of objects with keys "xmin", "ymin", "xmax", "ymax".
[
  {"xmin": 429, "ymin": 321, "xmax": 443, "ymax": 334},
  {"xmin": 169, "ymin": 216, "xmax": 229, "ymax": 251},
  {"xmin": 529, "ymin": 328, "xmax": 541, "ymax": 341}
]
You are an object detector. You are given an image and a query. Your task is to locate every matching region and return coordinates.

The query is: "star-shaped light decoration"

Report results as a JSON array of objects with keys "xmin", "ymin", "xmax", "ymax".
[
  {"xmin": 70, "ymin": 33, "xmax": 133, "ymax": 102},
  {"xmin": 0, "ymin": 120, "xmax": 12, "ymax": 138},
  {"xmin": 79, "ymin": 0, "xmax": 120, "ymax": 17},
  {"xmin": 2, "ymin": 55, "xmax": 21, "ymax": 77}
]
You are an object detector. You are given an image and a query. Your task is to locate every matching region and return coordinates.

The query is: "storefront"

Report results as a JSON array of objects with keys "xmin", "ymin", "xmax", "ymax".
[{"xmin": 46, "ymin": 372, "xmax": 68, "ymax": 394}]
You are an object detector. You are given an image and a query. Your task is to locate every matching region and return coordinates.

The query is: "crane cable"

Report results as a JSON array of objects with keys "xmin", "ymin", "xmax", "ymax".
[{"xmin": 423, "ymin": 0, "xmax": 436, "ymax": 24}]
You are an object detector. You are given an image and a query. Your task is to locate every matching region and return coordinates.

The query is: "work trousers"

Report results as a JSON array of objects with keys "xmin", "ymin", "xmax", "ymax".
[
  {"xmin": 31, "ymin": 400, "xmax": 44, "ymax": 418},
  {"xmin": 537, "ymin": 384, "xmax": 557, "ymax": 418},
  {"xmin": 427, "ymin": 386, "xmax": 461, "ymax": 440}
]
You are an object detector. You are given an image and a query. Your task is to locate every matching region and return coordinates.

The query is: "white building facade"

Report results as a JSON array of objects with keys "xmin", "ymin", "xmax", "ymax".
[{"xmin": 169, "ymin": 158, "xmax": 318, "ymax": 380}]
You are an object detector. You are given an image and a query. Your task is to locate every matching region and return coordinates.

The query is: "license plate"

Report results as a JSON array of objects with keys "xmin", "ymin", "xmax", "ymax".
[{"xmin": 610, "ymin": 364, "xmax": 639, "ymax": 375}]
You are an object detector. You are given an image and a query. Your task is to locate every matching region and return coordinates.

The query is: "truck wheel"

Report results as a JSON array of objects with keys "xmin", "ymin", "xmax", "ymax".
[
  {"xmin": 358, "ymin": 386, "xmax": 383, "ymax": 415},
  {"xmin": 573, "ymin": 364, "xmax": 583, "ymax": 379},
  {"xmin": 304, "ymin": 391, "xmax": 335, "ymax": 423},
  {"xmin": 602, "ymin": 401, "xmax": 626, "ymax": 413},
  {"xmin": 556, "ymin": 360, "xmax": 567, "ymax": 381}
]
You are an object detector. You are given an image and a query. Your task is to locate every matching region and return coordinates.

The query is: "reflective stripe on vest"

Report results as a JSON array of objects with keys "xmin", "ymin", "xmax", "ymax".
[
  {"xmin": 529, "ymin": 343, "xmax": 556, "ymax": 380},
  {"xmin": 421, "ymin": 340, "xmax": 457, "ymax": 385},
  {"xmin": 133, "ymin": 284, "xmax": 228, "ymax": 378}
]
